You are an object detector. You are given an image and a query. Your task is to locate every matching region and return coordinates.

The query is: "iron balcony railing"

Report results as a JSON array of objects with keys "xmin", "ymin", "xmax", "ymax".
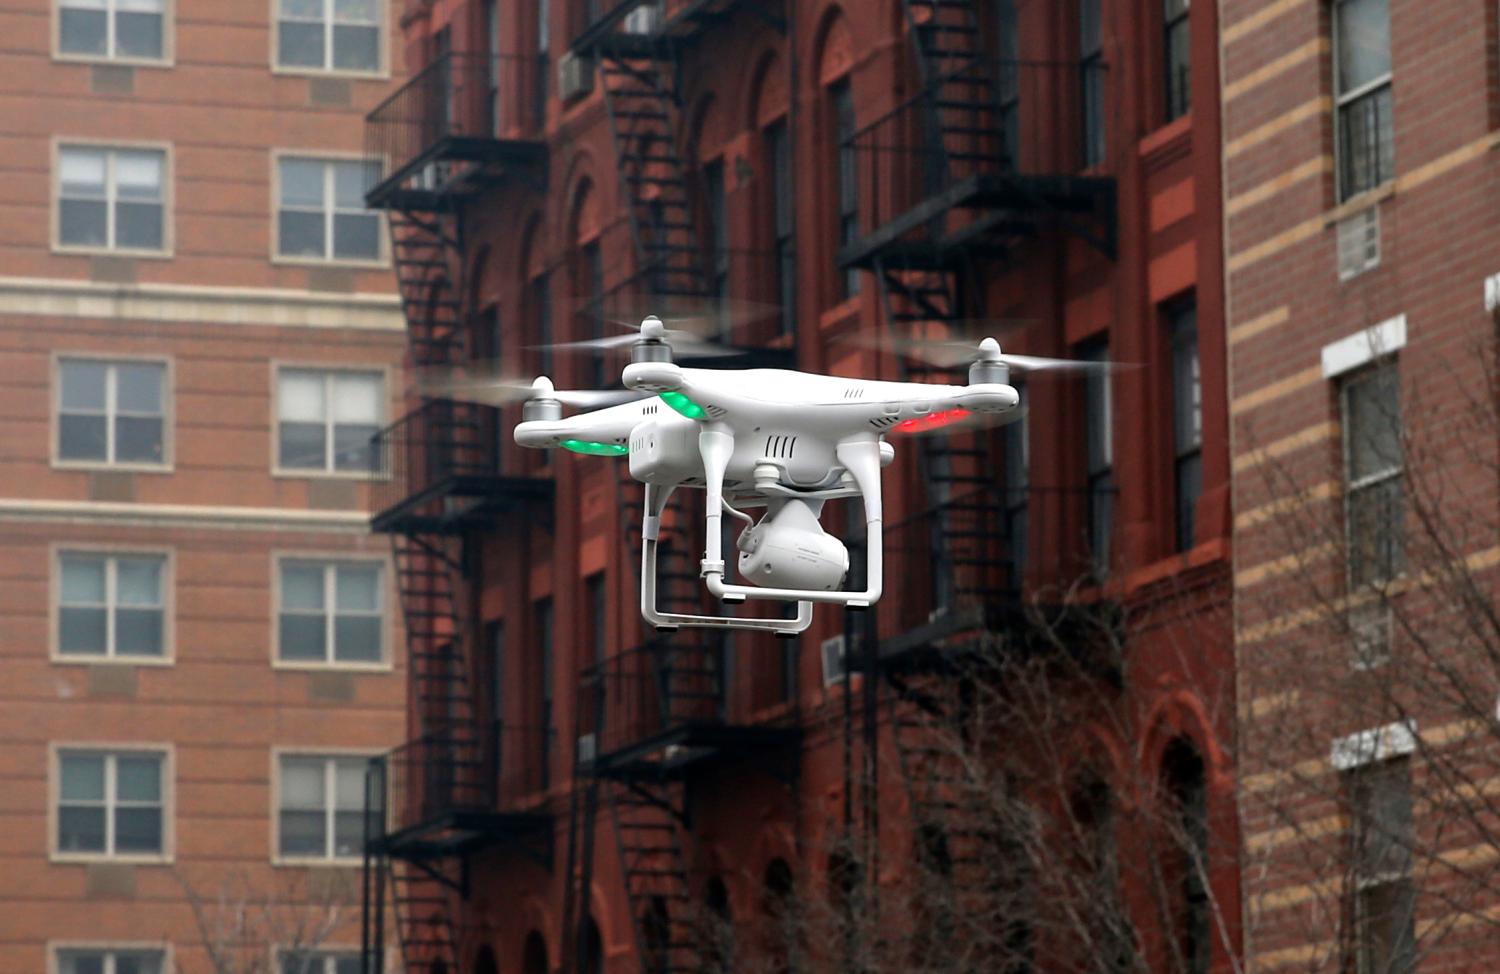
[
  {"xmin": 576, "ymin": 641, "xmax": 730, "ymax": 765},
  {"xmin": 364, "ymin": 51, "xmax": 543, "ymax": 206},
  {"xmin": 367, "ymin": 400, "xmax": 501, "ymax": 528},
  {"xmin": 365, "ymin": 722, "xmax": 553, "ymax": 841},
  {"xmin": 873, "ymin": 486, "xmax": 1104, "ymax": 644},
  {"xmin": 844, "ymin": 57, "xmax": 1109, "ymax": 258}
]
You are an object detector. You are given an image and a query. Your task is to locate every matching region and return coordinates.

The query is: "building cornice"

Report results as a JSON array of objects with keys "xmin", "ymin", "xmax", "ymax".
[
  {"xmin": 0, "ymin": 276, "xmax": 405, "ymax": 331},
  {"xmin": 0, "ymin": 497, "xmax": 373, "ymax": 534}
]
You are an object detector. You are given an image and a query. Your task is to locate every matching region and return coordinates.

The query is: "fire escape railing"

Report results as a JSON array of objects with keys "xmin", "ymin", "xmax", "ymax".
[{"xmin": 367, "ymin": 400, "xmax": 502, "ymax": 530}]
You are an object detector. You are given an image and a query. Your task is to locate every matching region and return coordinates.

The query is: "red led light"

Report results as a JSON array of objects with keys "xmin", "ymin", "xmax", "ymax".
[{"xmin": 893, "ymin": 408, "xmax": 971, "ymax": 433}]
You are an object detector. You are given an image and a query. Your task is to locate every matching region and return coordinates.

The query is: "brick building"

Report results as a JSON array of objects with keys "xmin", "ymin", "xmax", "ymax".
[
  {"xmin": 0, "ymin": 2, "xmax": 409, "ymax": 971},
  {"xmin": 1224, "ymin": 0, "xmax": 1500, "ymax": 971},
  {"xmin": 361, "ymin": 1, "xmax": 1238, "ymax": 972}
]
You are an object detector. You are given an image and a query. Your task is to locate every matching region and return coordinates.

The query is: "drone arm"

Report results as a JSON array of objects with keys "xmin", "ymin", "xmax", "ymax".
[{"xmin": 698, "ymin": 425, "xmax": 734, "ymax": 577}]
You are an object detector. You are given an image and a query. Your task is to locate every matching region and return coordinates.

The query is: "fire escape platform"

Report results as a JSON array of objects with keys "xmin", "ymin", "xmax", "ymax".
[
  {"xmin": 366, "ymin": 136, "xmax": 548, "ymax": 212},
  {"xmin": 581, "ymin": 722, "xmax": 802, "ymax": 780},
  {"xmin": 371, "ymin": 808, "xmax": 553, "ymax": 861},
  {"xmin": 370, "ymin": 474, "xmax": 553, "ymax": 536},
  {"xmin": 838, "ymin": 170, "xmax": 1117, "ymax": 271},
  {"xmin": 570, "ymin": 0, "xmax": 780, "ymax": 58}
]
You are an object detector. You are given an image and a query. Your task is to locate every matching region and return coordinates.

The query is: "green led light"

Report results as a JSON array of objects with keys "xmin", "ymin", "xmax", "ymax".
[
  {"xmin": 659, "ymin": 391, "xmax": 707, "ymax": 419},
  {"xmin": 560, "ymin": 439, "xmax": 628, "ymax": 457}
]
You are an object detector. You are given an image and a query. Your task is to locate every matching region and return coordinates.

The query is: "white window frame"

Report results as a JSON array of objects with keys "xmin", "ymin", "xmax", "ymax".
[
  {"xmin": 271, "ymin": 363, "xmax": 388, "ymax": 478},
  {"xmin": 270, "ymin": 0, "xmax": 387, "ymax": 78},
  {"xmin": 271, "ymin": 151, "xmax": 387, "ymax": 268},
  {"xmin": 53, "ymin": 0, "xmax": 174, "ymax": 66},
  {"xmin": 272, "ymin": 554, "xmax": 389, "ymax": 671},
  {"xmin": 52, "ymin": 139, "xmax": 173, "ymax": 257},
  {"xmin": 50, "ymin": 743, "xmax": 174, "ymax": 864},
  {"xmin": 271, "ymin": 749, "xmax": 378, "ymax": 866},
  {"xmin": 1340, "ymin": 361, "xmax": 1404, "ymax": 589},
  {"xmin": 49, "ymin": 942, "xmax": 173, "ymax": 974},
  {"xmin": 272, "ymin": 946, "xmax": 363, "ymax": 974},
  {"xmin": 1332, "ymin": 0, "xmax": 1394, "ymax": 202},
  {"xmin": 52, "ymin": 353, "xmax": 173, "ymax": 471},
  {"xmin": 51, "ymin": 544, "xmax": 174, "ymax": 665}
]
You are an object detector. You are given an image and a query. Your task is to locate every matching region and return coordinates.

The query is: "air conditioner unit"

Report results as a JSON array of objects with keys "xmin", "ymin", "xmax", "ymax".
[
  {"xmin": 820, "ymin": 634, "xmax": 848, "ymax": 688},
  {"xmin": 558, "ymin": 51, "xmax": 594, "ymax": 102},
  {"xmin": 1336, "ymin": 206, "xmax": 1380, "ymax": 281},
  {"xmin": 623, "ymin": 0, "xmax": 663, "ymax": 34},
  {"xmin": 576, "ymin": 732, "xmax": 597, "ymax": 765}
]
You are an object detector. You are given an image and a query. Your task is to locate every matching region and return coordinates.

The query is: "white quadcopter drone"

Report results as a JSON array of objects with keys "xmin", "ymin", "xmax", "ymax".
[{"xmin": 434, "ymin": 315, "xmax": 1103, "ymax": 637}]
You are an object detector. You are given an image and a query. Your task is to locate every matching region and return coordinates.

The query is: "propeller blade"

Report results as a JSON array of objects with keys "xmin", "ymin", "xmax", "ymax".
[
  {"xmin": 838, "ymin": 332, "xmax": 1129, "ymax": 373},
  {"xmin": 531, "ymin": 330, "xmax": 739, "ymax": 358},
  {"xmin": 996, "ymin": 352, "xmax": 1126, "ymax": 373},
  {"xmin": 527, "ymin": 333, "xmax": 640, "ymax": 352},
  {"xmin": 578, "ymin": 295, "xmax": 780, "ymax": 337},
  {"xmin": 414, "ymin": 370, "xmax": 645, "ymax": 410}
]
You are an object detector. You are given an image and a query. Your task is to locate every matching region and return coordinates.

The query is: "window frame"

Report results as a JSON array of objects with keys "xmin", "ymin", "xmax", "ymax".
[
  {"xmin": 272, "ymin": 946, "xmax": 363, "ymax": 974},
  {"xmin": 49, "ymin": 942, "xmax": 174, "ymax": 974},
  {"xmin": 52, "ymin": 352, "xmax": 173, "ymax": 472},
  {"xmin": 50, "ymin": 544, "xmax": 175, "ymax": 666},
  {"xmin": 271, "ymin": 749, "xmax": 380, "ymax": 866},
  {"xmin": 1082, "ymin": 340, "xmax": 1114, "ymax": 577},
  {"xmin": 271, "ymin": 362, "xmax": 389, "ymax": 479},
  {"xmin": 1079, "ymin": 0, "xmax": 1107, "ymax": 169},
  {"xmin": 1346, "ymin": 756, "xmax": 1417, "ymax": 974},
  {"xmin": 53, "ymin": 0, "xmax": 174, "ymax": 67},
  {"xmin": 1332, "ymin": 0, "xmax": 1394, "ymax": 202},
  {"xmin": 50, "ymin": 743, "xmax": 173, "ymax": 864},
  {"xmin": 1340, "ymin": 360, "xmax": 1404, "ymax": 589},
  {"xmin": 271, "ymin": 150, "xmax": 387, "ymax": 268},
  {"xmin": 1168, "ymin": 299, "xmax": 1202, "ymax": 552},
  {"xmin": 52, "ymin": 139, "xmax": 173, "ymax": 258},
  {"xmin": 272, "ymin": 553, "xmax": 390, "ymax": 671},
  {"xmin": 764, "ymin": 116, "xmax": 796, "ymax": 337},
  {"xmin": 1163, "ymin": 0, "xmax": 1191, "ymax": 123},
  {"xmin": 829, "ymin": 78, "xmax": 860, "ymax": 300},
  {"xmin": 269, "ymin": 0, "xmax": 387, "ymax": 79}
]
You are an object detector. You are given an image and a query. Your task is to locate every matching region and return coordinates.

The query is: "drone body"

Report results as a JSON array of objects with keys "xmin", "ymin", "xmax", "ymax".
[{"xmin": 509, "ymin": 323, "xmax": 1021, "ymax": 637}]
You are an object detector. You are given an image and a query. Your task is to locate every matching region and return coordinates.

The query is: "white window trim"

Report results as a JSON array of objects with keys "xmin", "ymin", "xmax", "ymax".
[
  {"xmin": 51, "ymin": 138, "xmax": 174, "ymax": 258},
  {"xmin": 271, "ymin": 945, "xmax": 366, "ymax": 974},
  {"xmin": 51, "ymin": 351, "xmax": 174, "ymax": 472},
  {"xmin": 1483, "ymin": 272, "xmax": 1500, "ymax": 313},
  {"xmin": 1321, "ymin": 314, "xmax": 1406, "ymax": 379},
  {"xmin": 49, "ymin": 742, "xmax": 175, "ymax": 864},
  {"xmin": 268, "ymin": 0, "xmax": 389, "ymax": 79},
  {"xmin": 270, "ymin": 362, "xmax": 390, "ymax": 479},
  {"xmin": 50, "ymin": 543, "xmax": 175, "ymax": 666},
  {"xmin": 1330, "ymin": 719, "xmax": 1417, "ymax": 771},
  {"xmin": 270, "ymin": 748, "xmax": 382, "ymax": 867},
  {"xmin": 52, "ymin": 0, "xmax": 175, "ymax": 67},
  {"xmin": 271, "ymin": 551, "xmax": 392, "ymax": 672},
  {"xmin": 1331, "ymin": 0, "xmax": 1394, "ymax": 203},
  {"xmin": 270, "ymin": 150, "xmax": 389, "ymax": 269},
  {"xmin": 48, "ymin": 941, "xmax": 174, "ymax": 974}
]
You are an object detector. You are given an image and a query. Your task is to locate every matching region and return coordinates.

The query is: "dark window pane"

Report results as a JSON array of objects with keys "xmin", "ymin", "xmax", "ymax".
[
  {"xmin": 58, "ymin": 805, "xmax": 107, "ymax": 852},
  {"xmin": 115, "ymin": 954, "xmax": 164, "ymax": 974},
  {"xmin": 61, "ymin": 754, "xmax": 106, "ymax": 800},
  {"xmin": 117, "ymin": 755, "xmax": 161, "ymax": 801},
  {"xmin": 1336, "ymin": 0, "xmax": 1391, "ymax": 92},
  {"xmin": 59, "ymin": 9, "xmax": 108, "ymax": 55},
  {"xmin": 279, "ymin": 809, "xmax": 327, "ymax": 856},
  {"xmin": 280, "ymin": 210, "xmax": 326, "ymax": 258},
  {"xmin": 1347, "ymin": 367, "xmax": 1401, "ymax": 481},
  {"xmin": 114, "ymin": 806, "xmax": 162, "ymax": 852},
  {"xmin": 333, "ymin": 809, "xmax": 364, "ymax": 857},
  {"xmin": 60, "ymin": 199, "xmax": 108, "ymax": 247},
  {"xmin": 1339, "ymin": 87, "xmax": 1394, "ymax": 199},
  {"xmin": 334, "ymin": 958, "xmax": 361, "ymax": 974},
  {"xmin": 59, "ymin": 414, "xmax": 108, "ymax": 461},
  {"xmin": 116, "ymin": 12, "xmax": 164, "ymax": 59},
  {"xmin": 333, "ymin": 213, "xmax": 380, "ymax": 260},
  {"xmin": 279, "ymin": 21, "xmax": 325, "ymax": 67},
  {"xmin": 115, "ymin": 608, "xmax": 164, "ymax": 656},
  {"xmin": 60, "ymin": 953, "xmax": 107, "ymax": 974},
  {"xmin": 334, "ymin": 615, "xmax": 381, "ymax": 662},
  {"xmin": 279, "ymin": 422, "xmax": 327, "ymax": 469},
  {"xmin": 332, "ymin": 24, "xmax": 379, "ymax": 70},
  {"xmin": 1176, "ymin": 452, "xmax": 1202, "ymax": 552},
  {"xmin": 332, "ymin": 423, "xmax": 377, "ymax": 470},
  {"xmin": 116, "ymin": 202, "xmax": 163, "ymax": 250},
  {"xmin": 115, "ymin": 416, "xmax": 164, "ymax": 463},
  {"xmin": 59, "ymin": 607, "xmax": 108, "ymax": 655},
  {"xmin": 1349, "ymin": 478, "xmax": 1403, "ymax": 586},
  {"xmin": 61, "ymin": 360, "xmax": 108, "ymax": 411},
  {"xmin": 116, "ymin": 363, "xmax": 163, "ymax": 412},
  {"xmin": 280, "ymin": 615, "xmax": 328, "ymax": 661}
]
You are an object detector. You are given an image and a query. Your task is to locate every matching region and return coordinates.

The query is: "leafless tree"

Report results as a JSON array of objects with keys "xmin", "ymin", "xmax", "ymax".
[{"xmin": 172, "ymin": 868, "xmax": 358, "ymax": 974}]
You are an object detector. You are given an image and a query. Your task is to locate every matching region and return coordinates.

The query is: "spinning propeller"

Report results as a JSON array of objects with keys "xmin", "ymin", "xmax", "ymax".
[
  {"xmin": 839, "ymin": 331, "xmax": 1126, "ymax": 373},
  {"xmin": 415, "ymin": 370, "xmax": 646, "ymax": 413}
]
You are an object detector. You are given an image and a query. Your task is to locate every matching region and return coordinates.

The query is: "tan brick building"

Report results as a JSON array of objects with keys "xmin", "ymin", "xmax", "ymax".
[
  {"xmin": 0, "ymin": 2, "xmax": 409, "ymax": 970},
  {"xmin": 1224, "ymin": 0, "xmax": 1500, "ymax": 970}
]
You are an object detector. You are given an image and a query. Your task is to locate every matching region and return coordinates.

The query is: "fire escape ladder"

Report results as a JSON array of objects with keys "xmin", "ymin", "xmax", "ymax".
[
  {"xmin": 901, "ymin": 0, "xmax": 1002, "ymax": 177},
  {"xmin": 388, "ymin": 856, "xmax": 466, "ymax": 974},
  {"xmin": 597, "ymin": 38, "xmax": 710, "ymax": 302},
  {"xmin": 608, "ymin": 775, "xmax": 703, "ymax": 974}
]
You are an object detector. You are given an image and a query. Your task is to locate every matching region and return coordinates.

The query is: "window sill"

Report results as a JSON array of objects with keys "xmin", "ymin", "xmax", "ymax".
[
  {"xmin": 52, "ymin": 654, "xmax": 173, "ymax": 667},
  {"xmin": 272, "ymin": 468, "xmax": 377, "ymax": 481},
  {"xmin": 272, "ymin": 254, "xmax": 390, "ymax": 271},
  {"xmin": 1138, "ymin": 113, "xmax": 1193, "ymax": 160},
  {"xmin": 271, "ymin": 856, "xmax": 363, "ymax": 868},
  {"xmin": 53, "ymin": 245, "xmax": 172, "ymax": 261},
  {"xmin": 52, "ymin": 852, "xmax": 171, "ymax": 866},
  {"xmin": 272, "ymin": 65, "xmax": 389, "ymax": 82},
  {"xmin": 1323, "ymin": 182, "xmax": 1395, "ymax": 228},
  {"xmin": 53, "ymin": 53, "xmax": 174, "ymax": 70},
  {"xmin": 53, "ymin": 460, "xmax": 172, "ymax": 475},
  {"xmin": 273, "ymin": 660, "xmax": 393, "ymax": 674}
]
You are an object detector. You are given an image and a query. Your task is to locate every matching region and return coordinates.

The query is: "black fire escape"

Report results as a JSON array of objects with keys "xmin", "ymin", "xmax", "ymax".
[
  {"xmin": 360, "ymin": 49, "xmax": 553, "ymax": 974},
  {"xmin": 837, "ymin": 1, "xmax": 1118, "ymax": 961},
  {"xmin": 561, "ymin": 5, "xmax": 800, "ymax": 973}
]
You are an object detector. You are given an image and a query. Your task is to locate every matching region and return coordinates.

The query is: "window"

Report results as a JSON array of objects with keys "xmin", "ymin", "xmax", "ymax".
[
  {"xmin": 704, "ymin": 159, "xmax": 730, "ymax": 340},
  {"xmin": 535, "ymin": 598, "xmax": 553, "ymax": 788},
  {"xmin": 58, "ymin": 0, "xmax": 166, "ymax": 62},
  {"xmin": 831, "ymin": 81, "xmax": 859, "ymax": 298},
  {"xmin": 1164, "ymin": 742, "xmax": 1210, "ymax": 974},
  {"xmin": 277, "ymin": 560, "xmax": 383, "ymax": 666},
  {"xmin": 57, "ymin": 145, "xmax": 166, "ymax": 253},
  {"xmin": 1080, "ymin": 0, "xmax": 1105, "ymax": 167},
  {"xmin": 275, "ymin": 0, "xmax": 380, "ymax": 74},
  {"xmin": 1083, "ymin": 343, "xmax": 1114, "ymax": 576},
  {"xmin": 1343, "ymin": 363, "xmax": 1403, "ymax": 587},
  {"xmin": 276, "ymin": 157, "xmax": 382, "ymax": 263},
  {"xmin": 533, "ymin": 0, "xmax": 549, "ymax": 128},
  {"xmin": 1334, "ymin": 0, "xmax": 1393, "ymax": 200},
  {"xmin": 996, "ymin": 0, "xmax": 1020, "ymax": 162},
  {"xmin": 483, "ymin": 0, "xmax": 501, "ymax": 135},
  {"xmin": 580, "ymin": 242, "xmax": 605, "ymax": 389},
  {"xmin": 531, "ymin": 272, "xmax": 553, "ymax": 380},
  {"xmin": 1002, "ymin": 380, "xmax": 1029, "ymax": 581},
  {"xmin": 586, "ymin": 573, "xmax": 607, "ymax": 668},
  {"xmin": 58, "ymin": 551, "xmax": 167, "ymax": 660},
  {"xmin": 1170, "ymin": 300, "xmax": 1202, "ymax": 551},
  {"xmin": 279, "ymin": 951, "xmax": 360, "ymax": 974},
  {"xmin": 1349, "ymin": 759, "xmax": 1416, "ymax": 974},
  {"xmin": 57, "ymin": 948, "xmax": 166, "ymax": 974},
  {"xmin": 1163, "ymin": 0, "xmax": 1190, "ymax": 121},
  {"xmin": 57, "ymin": 358, "xmax": 167, "ymax": 467},
  {"xmin": 276, "ymin": 368, "xmax": 383, "ymax": 473},
  {"xmin": 766, "ymin": 119, "xmax": 795, "ymax": 336},
  {"xmin": 56, "ymin": 749, "xmax": 166, "ymax": 858},
  {"xmin": 276, "ymin": 754, "xmax": 366, "ymax": 861}
]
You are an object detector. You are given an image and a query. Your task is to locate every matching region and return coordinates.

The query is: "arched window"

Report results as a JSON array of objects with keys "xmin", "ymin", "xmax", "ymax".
[
  {"xmin": 762, "ymin": 858, "xmax": 796, "ymax": 974},
  {"xmin": 473, "ymin": 944, "xmax": 499, "ymax": 974},
  {"xmin": 703, "ymin": 875, "xmax": 734, "ymax": 973},
  {"xmin": 642, "ymin": 896, "xmax": 671, "ymax": 974},
  {"xmin": 1071, "ymin": 774, "xmax": 1134, "ymax": 973},
  {"xmin": 569, "ymin": 180, "xmax": 604, "ymax": 387},
  {"xmin": 751, "ymin": 52, "xmax": 794, "ymax": 338},
  {"xmin": 522, "ymin": 930, "xmax": 548, "ymax": 974},
  {"xmin": 815, "ymin": 13, "xmax": 858, "ymax": 301},
  {"xmin": 580, "ymin": 914, "xmax": 604, "ymax": 974},
  {"xmin": 1163, "ymin": 739, "xmax": 1210, "ymax": 974}
]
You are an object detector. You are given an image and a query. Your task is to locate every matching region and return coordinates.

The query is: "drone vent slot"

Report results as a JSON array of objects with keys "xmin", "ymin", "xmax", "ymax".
[
  {"xmin": 869, "ymin": 416, "xmax": 898, "ymax": 430},
  {"xmin": 764, "ymin": 435, "xmax": 797, "ymax": 459},
  {"xmin": 843, "ymin": 387, "xmax": 865, "ymax": 399},
  {"xmin": 704, "ymin": 404, "xmax": 727, "ymax": 418}
]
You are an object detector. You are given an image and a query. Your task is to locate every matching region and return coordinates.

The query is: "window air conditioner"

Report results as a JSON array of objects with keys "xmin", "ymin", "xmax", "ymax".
[
  {"xmin": 820, "ymin": 634, "xmax": 848, "ymax": 688},
  {"xmin": 558, "ymin": 51, "xmax": 594, "ymax": 102}
]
